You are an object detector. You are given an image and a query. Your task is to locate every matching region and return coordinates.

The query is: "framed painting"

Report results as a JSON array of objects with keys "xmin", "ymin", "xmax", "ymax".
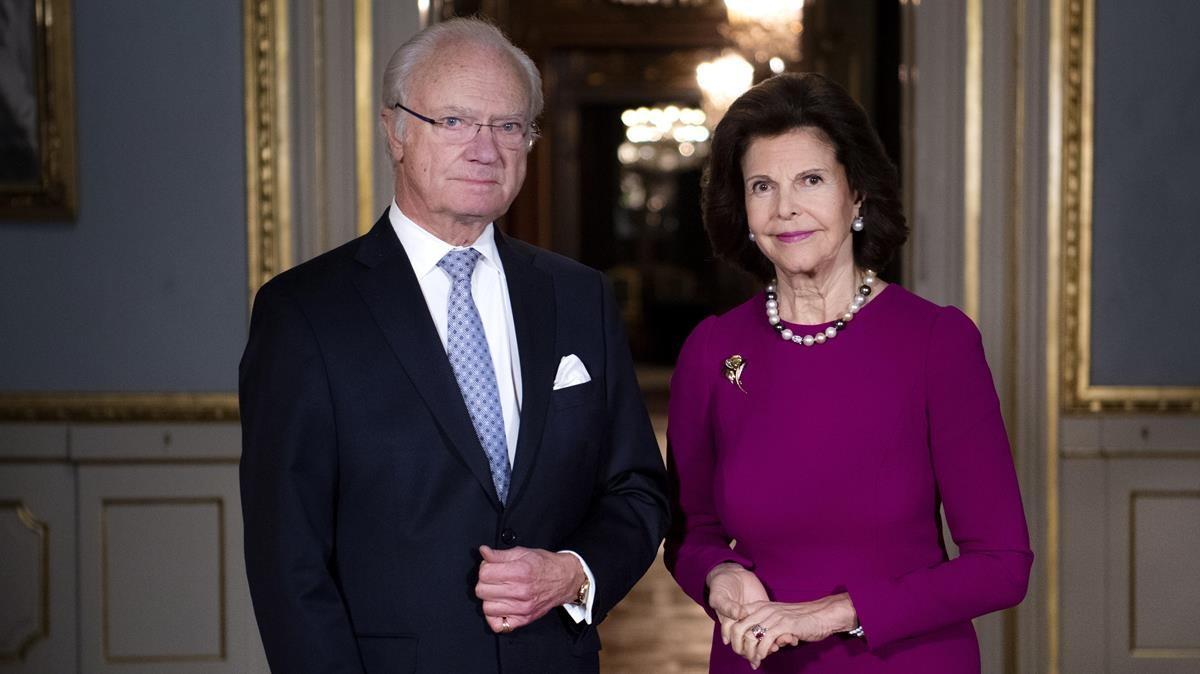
[{"xmin": 0, "ymin": 0, "xmax": 76, "ymax": 219}]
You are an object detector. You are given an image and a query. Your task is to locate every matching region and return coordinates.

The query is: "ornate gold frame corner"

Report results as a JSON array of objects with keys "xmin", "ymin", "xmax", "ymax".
[
  {"xmin": 1, "ymin": 0, "xmax": 78, "ymax": 219},
  {"xmin": 0, "ymin": 0, "xmax": 290, "ymax": 422},
  {"xmin": 1056, "ymin": 0, "xmax": 1200, "ymax": 415}
]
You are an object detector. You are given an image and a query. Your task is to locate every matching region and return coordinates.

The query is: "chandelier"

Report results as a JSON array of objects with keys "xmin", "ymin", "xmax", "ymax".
[
  {"xmin": 618, "ymin": 105, "xmax": 711, "ymax": 173},
  {"xmin": 695, "ymin": 51, "xmax": 754, "ymax": 126},
  {"xmin": 721, "ymin": 0, "xmax": 804, "ymax": 64}
]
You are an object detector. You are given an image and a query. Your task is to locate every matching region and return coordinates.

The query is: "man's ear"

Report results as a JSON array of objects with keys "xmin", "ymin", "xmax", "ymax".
[{"xmin": 381, "ymin": 109, "xmax": 404, "ymax": 162}]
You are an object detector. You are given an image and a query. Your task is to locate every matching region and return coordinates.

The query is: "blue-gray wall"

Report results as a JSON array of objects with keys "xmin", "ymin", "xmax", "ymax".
[
  {"xmin": 0, "ymin": 0, "xmax": 246, "ymax": 391},
  {"xmin": 1092, "ymin": 0, "xmax": 1200, "ymax": 386}
]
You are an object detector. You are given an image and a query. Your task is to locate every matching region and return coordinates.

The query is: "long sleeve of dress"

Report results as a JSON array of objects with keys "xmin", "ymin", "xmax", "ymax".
[
  {"xmin": 847, "ymin": 307, "xmax": 1034, "ymax": 651},
  {"xmin": 664, "ymin": 317, "xmax": 754, "ymax": 614}
]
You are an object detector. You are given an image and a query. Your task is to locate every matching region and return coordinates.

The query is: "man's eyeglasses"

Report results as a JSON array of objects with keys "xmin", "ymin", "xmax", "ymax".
[{"xmin": 394, "ymin": 103, "xmax": 539, "ymax": 151}]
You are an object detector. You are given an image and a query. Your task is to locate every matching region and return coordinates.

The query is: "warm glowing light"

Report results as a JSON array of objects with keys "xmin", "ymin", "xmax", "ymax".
[
  {"xmin": 769, "ymin": 57, "xmax": 785, "ymax": 74},
  {"xmin": 696, "ymin": 52, "xmax": 754, "ymax": 124},
  {"xmin": 722, "ymin": 0, "xmax": 803, "ymax": 63}
]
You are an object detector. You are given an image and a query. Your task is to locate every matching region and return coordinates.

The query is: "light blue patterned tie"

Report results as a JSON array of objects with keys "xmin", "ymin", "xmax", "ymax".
[{"xmin": 438, "ymin": 248, "xmax": 510, "ymax": 504}]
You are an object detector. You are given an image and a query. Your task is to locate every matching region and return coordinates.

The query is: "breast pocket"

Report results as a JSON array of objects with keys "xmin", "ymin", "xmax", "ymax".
[{"xmin": 551, "ymin": 380, "xmax": 597, "ymax": 410}]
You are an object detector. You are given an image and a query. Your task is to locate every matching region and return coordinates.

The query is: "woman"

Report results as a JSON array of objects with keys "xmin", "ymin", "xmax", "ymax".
[{"xmin": 664, "ymin": 73, "xmax": 1032, "ymax": 673}]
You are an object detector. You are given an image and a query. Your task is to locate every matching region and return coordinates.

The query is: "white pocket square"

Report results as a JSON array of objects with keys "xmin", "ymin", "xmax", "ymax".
[{"xmin": 553, "ymin": 354, "xmax": 591, "ymax": 390}]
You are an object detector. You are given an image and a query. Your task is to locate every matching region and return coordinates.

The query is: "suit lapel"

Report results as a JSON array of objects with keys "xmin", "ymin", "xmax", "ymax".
[
  {"xmin": 496, "ymin": 230, "xmax": 557, "ymax": 507},
  {"xmin": 352, "ymin": 214, "xmax": 502, "ymax": 510}
]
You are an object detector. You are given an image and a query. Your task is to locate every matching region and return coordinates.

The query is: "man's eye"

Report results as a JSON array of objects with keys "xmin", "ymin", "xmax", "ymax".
[
  {"xmin": 803, "ymin": 175, "xmax": 823, "ymax": 186},
  {"xmin": 500, "ymin": 122, "xmax": 522, "ymax": 134},
  {"xmin": 441, "ymin": 117, "xmax": 465, "ymax": 129}
]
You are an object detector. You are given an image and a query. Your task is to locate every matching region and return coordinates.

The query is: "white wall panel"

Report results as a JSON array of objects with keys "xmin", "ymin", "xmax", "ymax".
[
  {"xmin": 0, "ymin": 464, "xmax": 77, "ymax": 673},
  {"xmin": 78, "ymin": 464, "xmax": 264, "ymax": 674}
]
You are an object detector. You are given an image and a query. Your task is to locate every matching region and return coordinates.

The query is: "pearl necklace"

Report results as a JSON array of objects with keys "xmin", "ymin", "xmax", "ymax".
[{"xmin": 766, "ymin": 270, "xmax": 877, "ymax": 346}]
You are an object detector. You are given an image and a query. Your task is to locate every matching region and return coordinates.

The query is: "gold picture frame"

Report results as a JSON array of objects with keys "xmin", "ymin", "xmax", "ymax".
[
  {"xmin": 0, "ymin": 0, "xmax": 290, "ymax": 422},
  {"xmin": 1055, "ymin": 0, "xmax": 1200, "ymax": 414},
  {"xmin": 0, "ymin": 0, "xmax": 77, "ymax": 219}
]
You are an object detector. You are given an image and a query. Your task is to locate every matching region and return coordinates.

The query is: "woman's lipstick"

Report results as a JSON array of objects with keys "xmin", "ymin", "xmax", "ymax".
[{"xmin": 775, "ymin": 230, "xmax": 815, "ymax": 243}]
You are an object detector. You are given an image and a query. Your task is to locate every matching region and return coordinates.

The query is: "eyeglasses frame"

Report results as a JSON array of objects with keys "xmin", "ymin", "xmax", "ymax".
[{"xmin": 393, "ymin": 103, "xmax": 540, "ymax": 150}]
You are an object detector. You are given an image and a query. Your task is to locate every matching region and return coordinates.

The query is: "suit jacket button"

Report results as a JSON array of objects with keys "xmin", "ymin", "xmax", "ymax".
[{"xmin": 500, "ymin": 528, "xmax": 517, "ymax": 545}]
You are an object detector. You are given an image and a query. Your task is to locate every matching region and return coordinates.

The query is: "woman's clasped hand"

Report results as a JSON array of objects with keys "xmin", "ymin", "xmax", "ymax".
[{"xmin": 707, "ymin": 563, "xmax": 857, "ymax": 670}]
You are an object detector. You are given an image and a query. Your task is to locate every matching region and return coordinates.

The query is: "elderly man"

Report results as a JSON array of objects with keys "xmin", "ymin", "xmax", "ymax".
[{"xmin": 239, "ymin": 17, "xmax": 668, "ymax": 674}]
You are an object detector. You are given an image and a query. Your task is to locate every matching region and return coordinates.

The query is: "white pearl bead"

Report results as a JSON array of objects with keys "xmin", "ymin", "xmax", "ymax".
[
  {"xmin": 851, "ymin": 296, "xmax": 865, "ymax": 308},
  {"xmin": 815, "ymin": 333, "xmax": 826, "ymax": 344},
  {"xmin": 842, "ymin": 312, "xmax": 854, "ymax": 322},
  {"xmin": 767, "ymin": 283, "xmax": 777, "ymax": 293},
  {"xmin": 803, "ymin": 334, "xmax": 815, "ymax": 346},
  {"xmin": 767, "ymin": 307, "xmax": 778, "ymax": 317},
  {"xmin": 766, "ymin": 300, "xmax": 778, "ymax": 310},
  {"xmin": 864, "ymin": 275, "xmax": 876, "ymax": 285},
  {"xmin": 768, "ymin": 315, "xmax": 780, "ymax": 325},
  {"xmin": 781, "ymin": 329, "xmax": 793, "ymax": 340},
  {"xmin": 825, "ymin": 326, "xmax": 837, "ymax": 338},
  {"xmin": 849, "ymin": 304, "xmax": 861, "ymax": 314},
  {"xmin": 792, "ymin": 335, "xmax": 803, "ymax": 344}
]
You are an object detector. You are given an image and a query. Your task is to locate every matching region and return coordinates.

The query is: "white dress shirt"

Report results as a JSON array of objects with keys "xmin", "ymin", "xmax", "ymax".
[{"xmin": 389, "ymin": 202, "xmax": 596, "ymax": 624}]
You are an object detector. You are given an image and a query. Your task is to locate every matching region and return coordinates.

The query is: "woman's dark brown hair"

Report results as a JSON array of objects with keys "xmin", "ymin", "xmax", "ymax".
[{"xmin": 702, "ymin": 72, "xmax": 907, "ymax": 281}]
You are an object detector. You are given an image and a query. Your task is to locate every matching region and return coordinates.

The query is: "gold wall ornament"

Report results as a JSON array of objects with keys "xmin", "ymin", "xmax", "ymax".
[
  {"xmin": 0, "ymin": 0, "xmax": 77, "ymax": 219},
  {"xmin": 1054, "ymin": 0, "xmax": 1200, "ymax": 414},
  {"xmin": 723, "ymin": 355, "xmax": 746, "ymax": 393}
]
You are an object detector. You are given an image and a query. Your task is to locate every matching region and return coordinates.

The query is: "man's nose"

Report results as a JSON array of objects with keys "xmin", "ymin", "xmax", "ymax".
[{"xmin": 464, "ymin": 124, "xmax": 501, "ymax": 161}]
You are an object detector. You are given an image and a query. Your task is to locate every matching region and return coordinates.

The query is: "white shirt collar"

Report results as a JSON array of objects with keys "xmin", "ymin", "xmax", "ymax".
[{"xmin": 388, "ymin": 199, "xmax": 503, "ymax": 279}]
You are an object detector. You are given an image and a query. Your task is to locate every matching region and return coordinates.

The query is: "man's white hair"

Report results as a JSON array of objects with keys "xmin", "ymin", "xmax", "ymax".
[{"xmin": 381, "ymin": 18, "xmax": 543, "ymax": 147}]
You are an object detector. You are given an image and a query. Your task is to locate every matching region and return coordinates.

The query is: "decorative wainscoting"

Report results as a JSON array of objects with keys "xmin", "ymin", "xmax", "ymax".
[
  {"xmin": 0, "ymin": 424, "xmax": 266, "ymax": 674},
  {"xmin": 1059, "ymin": 418, "xmax": 1200, "ymax": 674}
]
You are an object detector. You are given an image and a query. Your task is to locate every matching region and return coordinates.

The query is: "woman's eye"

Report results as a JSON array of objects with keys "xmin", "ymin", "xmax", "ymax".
[
  {"xmin": 751, "ymin": 181, "xmax": 771, "ymax": 193},
  {"xmin": 803, "ymin": 175, "xmax": 823, "ymax": 186}
]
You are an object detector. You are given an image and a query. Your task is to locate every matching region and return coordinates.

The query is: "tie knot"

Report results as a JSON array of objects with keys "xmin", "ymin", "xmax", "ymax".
[{"xmin": 437, "ymin": 248, "xmax": 482, "ymax": 283}]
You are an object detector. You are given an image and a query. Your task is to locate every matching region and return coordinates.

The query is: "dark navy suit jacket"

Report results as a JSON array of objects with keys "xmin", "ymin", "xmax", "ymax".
[{"xmin": 239, "ymin": 215, "xmax": 669, "ymax": 673}]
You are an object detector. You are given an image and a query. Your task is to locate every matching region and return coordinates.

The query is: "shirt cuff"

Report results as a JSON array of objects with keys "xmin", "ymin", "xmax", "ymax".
[{"xmin": 557, "ymin": 550, "xmax": 596, "ymax": 624}]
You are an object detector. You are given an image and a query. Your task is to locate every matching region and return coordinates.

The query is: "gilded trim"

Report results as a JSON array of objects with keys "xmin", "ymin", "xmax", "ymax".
[
  {"xmin": 1128, "ymin": 490, "xmax": 1200, "ymax": 659},
  {"xmin": 1057, "ymin": 0, "xmax": 1200, "ymax": 413},
  {"xmin": 101, "ymin": 498, "xmax": 227, "ymax": 663},
  {"xmin": 1046, "ymin": 0, "xmax": 1065, "ymax": 668},
  {"xmin": 1004, "ymin": 1, "xmax": 1026, "ymax": 669},
  {"xmin": 0, "ymin": 393, "xmax": 238, "ymax": 422},
  {"xmin": 0, "ymin": 503, "xmax": 50, "ymax": 662},
  {"xmin": 355, "ymin": 0, "xmax": 376, "ymax": 235},
  {"xmin": 963, "ymin": 0, "xmax": 982, "ymax": 323},
  {"xmin": 245, "ymin": 0, "xmax": 294, "ymax": 297},
  {"xmin": 314, "ymin": 0, "xmax": 330, "ymax": 251}
]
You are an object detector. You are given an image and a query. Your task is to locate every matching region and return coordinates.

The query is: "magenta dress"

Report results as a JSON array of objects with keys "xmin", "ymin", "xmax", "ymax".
[{"xmin": 664, "ymin": 285, "xmax": 1033, "ymax": 673}]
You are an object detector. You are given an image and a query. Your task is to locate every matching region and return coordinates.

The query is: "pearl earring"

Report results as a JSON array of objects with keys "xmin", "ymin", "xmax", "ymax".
[
  {"xmin": 851, "ymin": 215, "xmax": 864, "ymax": 232},
  {"xmin": 748, "ymin": 231, "xmax": 756, "ymax": 241}
]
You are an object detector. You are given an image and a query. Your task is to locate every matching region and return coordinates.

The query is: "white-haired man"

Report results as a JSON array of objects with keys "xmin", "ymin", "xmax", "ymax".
[{"xmin": 239, "ymin": 17, "xmax": 668, "ymax": 673}]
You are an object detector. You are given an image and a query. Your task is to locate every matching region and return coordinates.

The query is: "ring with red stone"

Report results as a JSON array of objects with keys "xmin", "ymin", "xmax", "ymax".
[{"xmin": 751, "ymin": 624, "xmax": 767, "ymax": 641}]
